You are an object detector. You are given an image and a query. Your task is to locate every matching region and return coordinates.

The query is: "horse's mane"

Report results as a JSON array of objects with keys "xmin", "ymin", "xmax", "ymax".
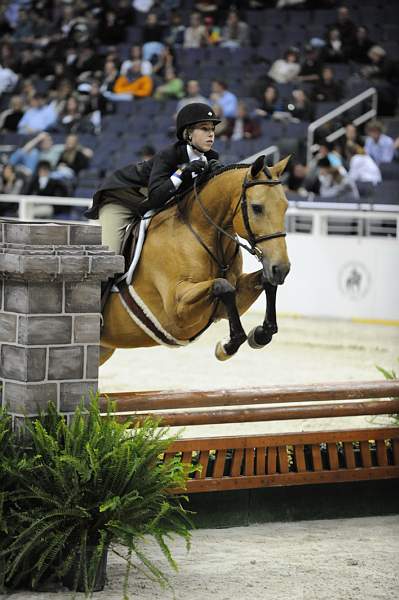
[
  {"xmin": 150, "ymin": 163, "xmax": 250, "ymax": 226},
  {"xmin": 177, "ymin": 163, "xmax": 249, "ymax": 203}
]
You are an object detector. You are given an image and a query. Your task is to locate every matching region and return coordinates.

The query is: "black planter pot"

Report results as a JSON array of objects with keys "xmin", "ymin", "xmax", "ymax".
[{"xmin": 62, "ymin": 545, "xmax": 108, "ymax": 593}]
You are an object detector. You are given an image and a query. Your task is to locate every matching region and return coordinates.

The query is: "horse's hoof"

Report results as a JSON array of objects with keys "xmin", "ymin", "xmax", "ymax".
[
  {"xmin": 247, "ymin": 326, "xmax": 272, "ymax": 349},
  {"xmin": 215, "ymin": 341, "xmax": 233, "ymax": 361}
]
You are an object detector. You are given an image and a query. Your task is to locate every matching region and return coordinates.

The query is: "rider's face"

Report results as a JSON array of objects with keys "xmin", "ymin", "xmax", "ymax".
[{"xmin": 190, "ymin": 121, "xmax": 215, "ymax": 152}]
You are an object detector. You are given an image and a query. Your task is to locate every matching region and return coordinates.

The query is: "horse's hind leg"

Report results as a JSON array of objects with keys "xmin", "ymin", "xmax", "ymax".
[
  {"xmin": 100, "ymin": 345, "xmax": 115, "ymax": 366},
  {"xmin": 212, "ymin": 278, "xmax": 247, "ymax": 361}
]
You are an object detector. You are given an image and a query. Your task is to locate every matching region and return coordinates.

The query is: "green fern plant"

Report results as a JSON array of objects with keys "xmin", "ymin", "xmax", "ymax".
[
  {"xmin": 376, "ymin": 361, "xmax": 398, "ymax": 425},
  {"xmin": 1, "ymin": 396, "xmax": 193, "ymax": 596}
]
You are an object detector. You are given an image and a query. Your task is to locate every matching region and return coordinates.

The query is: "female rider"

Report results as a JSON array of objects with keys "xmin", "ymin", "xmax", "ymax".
[{"xmin": 86, "ymin": 102, "xmax": 222, "ymax": 257}]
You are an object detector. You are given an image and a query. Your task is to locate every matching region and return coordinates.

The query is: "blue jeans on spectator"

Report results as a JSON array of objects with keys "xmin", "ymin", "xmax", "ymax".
[{"xmin": 9, "ymin": 148, "xmax": 40, "ymax": 173}]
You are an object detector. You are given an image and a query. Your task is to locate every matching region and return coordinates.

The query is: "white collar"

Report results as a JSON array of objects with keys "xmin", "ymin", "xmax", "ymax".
[{"xmin": 187, "ymin": 144, "xmax": 207, "ymax": 162}]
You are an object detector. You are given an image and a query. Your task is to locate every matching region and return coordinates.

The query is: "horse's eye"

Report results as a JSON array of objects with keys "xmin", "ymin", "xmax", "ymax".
[{"xmin": 252, "ymin": 204, "xmax": 263, "ymax": 215}]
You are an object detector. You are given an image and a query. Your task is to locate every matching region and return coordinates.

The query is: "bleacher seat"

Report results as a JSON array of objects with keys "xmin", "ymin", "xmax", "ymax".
[
  {"xmin": 373, "ymin": 181, "xmax": 399, "ymax": 205},
  {"xmin": 379, "ymin": 162, "xmax": 399, "ymax": 181}
]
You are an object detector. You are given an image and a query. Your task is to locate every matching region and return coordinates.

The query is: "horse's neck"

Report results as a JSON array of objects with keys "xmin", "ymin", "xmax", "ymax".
[{"xmin": 189, "ymin": 169, "xmax": 244, "ymax": 228}]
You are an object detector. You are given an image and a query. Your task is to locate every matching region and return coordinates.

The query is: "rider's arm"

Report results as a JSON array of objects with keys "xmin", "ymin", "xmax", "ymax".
[{"xmin": 146, "ymin": 149, "xmax": 182, "ymax": 209}]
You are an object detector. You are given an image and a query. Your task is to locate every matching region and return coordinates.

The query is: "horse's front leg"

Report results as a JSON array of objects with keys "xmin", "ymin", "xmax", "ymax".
[
  {"xmin": 247, "ymin": 279, "xmax": 278, "ymax": 349},
  {"xmin": 212, "ymin": 278, "xmax": 247, "ymax": 361}
]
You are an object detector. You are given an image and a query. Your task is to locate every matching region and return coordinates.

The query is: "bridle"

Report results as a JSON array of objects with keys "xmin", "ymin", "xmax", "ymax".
[
  {"xmin": 179, "ymin": 165, "xmax": 287, "ymax": 275},
  {"xmin": 236, "ymin": 165, "xmax": 287, "ymax": 260}
]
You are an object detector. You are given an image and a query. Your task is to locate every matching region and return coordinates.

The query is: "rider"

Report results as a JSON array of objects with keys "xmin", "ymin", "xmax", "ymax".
[{"xmin": 86, "ymin": 102, "xmax": 222, "ymax": 257}]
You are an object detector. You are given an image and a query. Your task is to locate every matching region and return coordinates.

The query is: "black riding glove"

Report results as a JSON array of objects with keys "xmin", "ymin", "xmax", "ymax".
[
  {"xmin": 180, "ymin": 159, "xmax": 207, "ymax": 183},
  {"xmin": 207, "ymin": 159, "xmax": 224, "ymax": 173}
]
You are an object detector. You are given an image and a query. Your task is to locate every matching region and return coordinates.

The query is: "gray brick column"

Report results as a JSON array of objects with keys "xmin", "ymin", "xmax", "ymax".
[{"xmin": 0, "ymin": 220, "xmax": 124, "ymax": 421}]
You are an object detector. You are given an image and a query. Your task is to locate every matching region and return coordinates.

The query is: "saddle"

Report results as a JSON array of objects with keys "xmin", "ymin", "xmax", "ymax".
[{"xmin": 100, "ymin": 217, "xmax": 142, "ymax": 314}]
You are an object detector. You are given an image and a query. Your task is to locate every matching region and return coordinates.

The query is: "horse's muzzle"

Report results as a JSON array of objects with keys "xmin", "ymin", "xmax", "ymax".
[{"xmin": 263, "ymin": 261, "xmax": 291, "ymax": 285}]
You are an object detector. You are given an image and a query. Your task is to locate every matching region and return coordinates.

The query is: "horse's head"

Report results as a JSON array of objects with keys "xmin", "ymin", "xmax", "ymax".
[{"xmin": 233, "ymin": 155, "xmax": 291, "ymax": 286}]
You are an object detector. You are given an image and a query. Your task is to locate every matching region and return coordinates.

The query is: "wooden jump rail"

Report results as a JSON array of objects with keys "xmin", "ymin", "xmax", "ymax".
[{"xmin": 101, "ymin": 380, "xmax": 399, "ymax": 492}]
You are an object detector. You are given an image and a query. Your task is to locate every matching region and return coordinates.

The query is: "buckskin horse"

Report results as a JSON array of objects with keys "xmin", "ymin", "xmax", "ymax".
[{"xmin": 100, "ymin": 155, "xmax": 291, "ymax": 365}]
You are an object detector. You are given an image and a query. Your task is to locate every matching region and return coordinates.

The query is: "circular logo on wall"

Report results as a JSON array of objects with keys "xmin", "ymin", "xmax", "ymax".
[{"xmin": 339, "ymin": 262, "xmax": 371, "ymax": 300}]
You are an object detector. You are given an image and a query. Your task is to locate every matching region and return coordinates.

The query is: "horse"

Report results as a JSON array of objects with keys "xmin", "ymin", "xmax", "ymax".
[{"xmin": 100, "ymin": 154, "xmax": 291, "ymax": 365}]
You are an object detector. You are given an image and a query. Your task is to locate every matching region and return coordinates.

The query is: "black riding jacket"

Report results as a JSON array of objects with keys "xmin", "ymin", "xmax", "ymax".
[{"xmin": 86, "ymin": 141, "xmax": 219, "ymax": 219}]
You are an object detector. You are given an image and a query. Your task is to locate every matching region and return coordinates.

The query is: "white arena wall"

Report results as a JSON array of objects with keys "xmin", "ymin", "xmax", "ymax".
[{"xmin": 243, "ymin": 202, "xmax": 399, "ymax": 322}]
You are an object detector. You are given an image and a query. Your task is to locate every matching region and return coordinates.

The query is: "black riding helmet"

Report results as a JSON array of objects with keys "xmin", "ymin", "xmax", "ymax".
[{"xmin": 176, "ymin": 102, "xmax": 221, "ymax": 140}]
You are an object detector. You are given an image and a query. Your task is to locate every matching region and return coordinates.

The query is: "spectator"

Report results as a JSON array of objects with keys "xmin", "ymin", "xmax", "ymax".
[
  {"xmin": 120, "ymin": 45, "xmax": 153, "ymax": 77},
  {"xmin": 0, "ymin": 163, "xmax": 26, "ymax": 195},
  {"xmin": 0, "ymin": 61, "xmax": 18, "ymax": 94},
  {"xmin": 346, "ymin": 141, "xmax": 381, "ymax": 195},
  {"xmin": 220, "ymin": 9, "xmax": 250, "ymax": 48},
  {"xmin": 317, "ymin": 156, "xmax": 359, "ymax": 199},
  {"xmin": 318, "ymin": 140, "xmax": 344, "ymax": 168},
  {"xmin": 54, "ymin": 134, "xmax": 93, "ymax": 181},
  {"xmin": 210, "ymin": 80, "xmax": 238, "ymax": 118},
  {"xmin": 0, "ymin": 95, "xmax": 24, "ymax": 131},
  {"xmin": 16, "ymin": 46, "xmax": 47, "ymax": 79},
  {"xmin": 286, "ymin": 162, "xmax": 314, "ymax": 197},
  {"xmin": 19, "ymin": 78, "xmax": 37, "ymax": 103},
  {"xmin": 337, "ymin": 123, "xmax": 364, "ymax": 159},
  {"xmin": 0, "ymin": 163, "xmax": 27, "ymax": 216},
  {"xmin": 165, "ymin": 12, "xmax": 186, "ymax": 47},
  {"xmin": 254, "ymin": 84, "xmax": 282, "ymax": 119},
  {"xmin": 311, "ymin": 66, "xmax": 343, "ymax": 102},
  {"xmin": 323, "ymin": 28, "xmax": 346, "ymax": 63},
  {"xmin": 365, "ymin": 120, "xmax": 395, "ymax": 164},
  {"xmin": 114, "ymin": 0, "xmax": 135, "ymax": 26},
  {"xmin": 26, "ymin": 160, "xmax": 69, "ymax": 198},
  {"xmin": 9, "ymin": 132, "xmax": 64, "ymax": 175},
  {"xmin": 347, "ymin": 26, "xmax": 374, "ymax": 64},
  {"xmin": 48, "ymin": 61, "xmax": 75, "ymax": 90},
  {"xmin": 81, "ymin": 81, "xmax": 113, "ymax": 134},
  {"xmin": 148, "ymin": 44, "xmax": 176, "ymax": 80},
  {"xmin": 50, "ymin": 79, "xmax": 74, "ymax": 115},
  {"xmin": 224, "ymin": 101, "xmax": 261, "ymax": 141},
  {"xmin": 17, "ymin": 93, "xmax": 58, "ymax": 135},
  {"xmin": 0, "ymin": 11, "xmax": 13, "ymax": 38},
  {"xmin": 298, "ymin": 44, "xmax": 323, "ymax": 83},
  {"xmin": 268, "ymin": 47, "xmax": 300, "ymax": 84},
  {"xmin": 113, "ymin": 60, "xmax": 153, "ymax": 98},
  {"xmin": 331, "ymin": 6, "xmax": 357, "ymax": 47},
  {"xmin": 184, "ymin": 12, "xmax": 207, "ymax": 48},
  {"xmin": 99, "ymin": 59, "xmax": 119, "ymax": 95},
  {"xmin": 97, "ymin": 10, "xmax": 125, "ymax": 45},
  {"xmin": 204, "ymin": 16, "xmax": 221, "ymax": 46},
  {"xmin": 361, "ymin": 45, "xmax": 397, "ymax": 82},
  {"xmin": 56, "ymin": 95, "xmax": 83, "ymax": 133},
  {"xmin": 12, "ymin": 8, "xmax": 34, "ymax": 43},
  {"xmin": 360, "ymin": 45, "xmax": 399, "ymax": 115},
  {"xmin": 176, "ymin": 80, "xmax": 208, "ymax": 112},
  {"xmin": 66, "ymin": 15, "xmax": 93, "ymax": 48},
  {"xmin": 0, "ymin": 41, "xmax": 16, "ymax": 71},
  {"xmin": 73, "ymin": 46, "xmax": 101, "ymax": 78},
  {"xmin": 287, "ymin": 88, "xmax": 314, "ymax": 122},
  {"xmin": 153, "ymin": 66, "xmax": 184, "ymax": 101},
  {"xmin": 142, "ymin": 12, "xmax": 165, "ymax": 61}
]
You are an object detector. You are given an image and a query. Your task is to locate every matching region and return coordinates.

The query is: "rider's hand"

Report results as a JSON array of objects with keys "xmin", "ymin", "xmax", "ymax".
[
  {"xmin": 207, "ymin": 159, "xmax": 223, "ymax": 173},
  {"xmin": 180, "ymin": 159, "xmax": 207, "ymax": 182}
]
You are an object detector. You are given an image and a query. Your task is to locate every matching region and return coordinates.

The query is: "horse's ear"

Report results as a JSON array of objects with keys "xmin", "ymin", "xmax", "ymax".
[
  {"xmin": 273, "ymin": 155, "xmax": 291, "ymax": 178},
  {"xmin": 250, "ymin": 155, "xmax": 265, "ymax": 178}
]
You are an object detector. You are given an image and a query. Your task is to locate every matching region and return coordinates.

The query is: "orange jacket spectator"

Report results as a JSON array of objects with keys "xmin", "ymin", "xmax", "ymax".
[{"xmin": 113, "ymin": 62, "xmax": 153, "ymax": 97}]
